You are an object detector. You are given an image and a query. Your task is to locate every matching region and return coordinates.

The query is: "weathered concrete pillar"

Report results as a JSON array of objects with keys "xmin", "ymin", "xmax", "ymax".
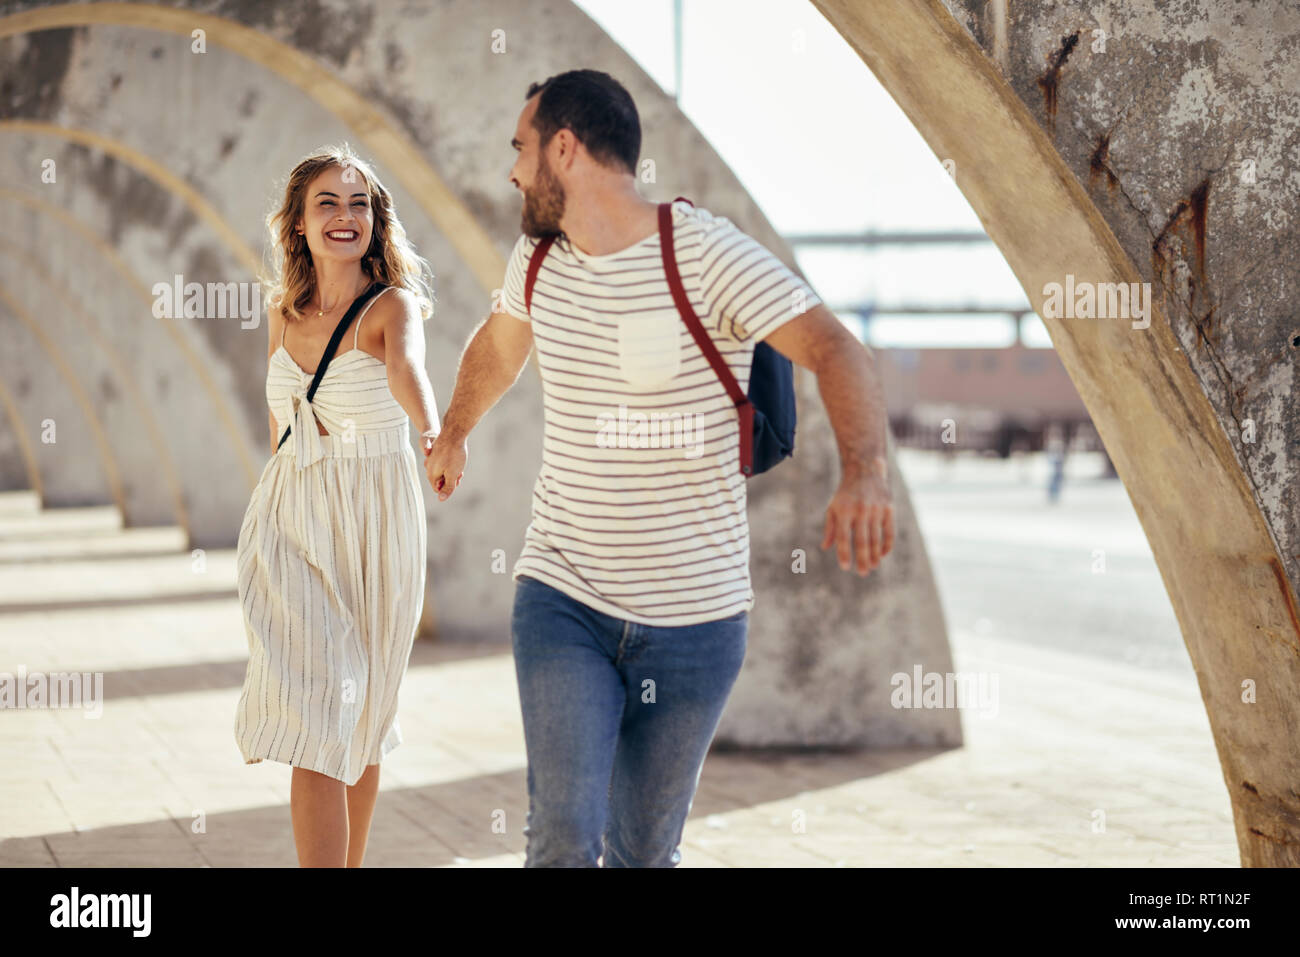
[
  {"xmin": 811, "ymin": 0, "xmax": 1300, "ymax": 865},
  {"xmin": 0, "ymin": 0, "xmax": 956, "ymax": 749}
]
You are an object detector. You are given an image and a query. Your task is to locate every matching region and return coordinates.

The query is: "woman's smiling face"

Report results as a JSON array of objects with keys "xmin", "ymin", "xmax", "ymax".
[{"xmin": 297, "ymin": 164, "xmax": 374, "ymax": 264}]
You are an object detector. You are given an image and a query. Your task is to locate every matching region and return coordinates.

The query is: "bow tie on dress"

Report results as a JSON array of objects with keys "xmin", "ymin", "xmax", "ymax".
[{"xmin": 281, "ymin": 388, "xmax": 325, "ymax": 471}]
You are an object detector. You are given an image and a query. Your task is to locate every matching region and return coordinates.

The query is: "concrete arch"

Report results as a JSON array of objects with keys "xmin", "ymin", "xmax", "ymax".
[
  {"xmin": 0, "ymin": 186, "xmax": 259, "ymax": 541},
  {"xmin": 0, "ymin": 128, "xmax": 263, "ymax": 486},
  {"xmin": 0, "ymin": 285, "xmax": 126, "ymax": 512},
  {"xmin": 0, "ymin": 1, "xmax": 505, "ymax": 292},
  {"xmin": 0, "ymin": 372, "xmax": 42, "ymax": 497},
  {"xmin": 0, "ymin": 297, "xmax": 114, "ymax": 508},
  {"xmin": 0, "ymin": 120, "xmax": 260, "ymax": 274},
  {"xmin": 0, "ymin": 237, "xmax": 189, "ymax": 532},
  {"xmin": 810, "ymin": 0, "xmax": 1300, "ymax": 864}
]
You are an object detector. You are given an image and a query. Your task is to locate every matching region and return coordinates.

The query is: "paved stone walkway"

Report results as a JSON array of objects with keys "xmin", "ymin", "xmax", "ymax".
[{"xmin": 0, "ymin": 489, "xmax": 1237, "ymax": 866}]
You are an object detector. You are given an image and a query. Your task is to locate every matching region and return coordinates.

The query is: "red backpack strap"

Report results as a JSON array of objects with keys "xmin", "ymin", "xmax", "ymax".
[
  {"xmin": 657, "ymin": 201, "xmax": 753, "ymax": 475},
  {"xmin": 523, "ymin": 235, "xmax": 557, "ymax": 314}
]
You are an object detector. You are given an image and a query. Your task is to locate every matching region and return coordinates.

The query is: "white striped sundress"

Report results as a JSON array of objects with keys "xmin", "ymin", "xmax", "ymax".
[{"xmin": 234, "ymin": 285, "xmax": 427, "ymax": 787}]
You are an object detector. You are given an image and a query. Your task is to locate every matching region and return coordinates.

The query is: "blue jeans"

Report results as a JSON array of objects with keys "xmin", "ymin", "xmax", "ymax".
[{"xmin": 510, "ymin": 574, "xmax": 748, "ymax": 867}]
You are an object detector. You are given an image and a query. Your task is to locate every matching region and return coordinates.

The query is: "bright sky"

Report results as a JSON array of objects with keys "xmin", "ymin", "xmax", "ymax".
[{"xmin": 572, "ymin": 0, "xmax": 1047, "ymax": 348}]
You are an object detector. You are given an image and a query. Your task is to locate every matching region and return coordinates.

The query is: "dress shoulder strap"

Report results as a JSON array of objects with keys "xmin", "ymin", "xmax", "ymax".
[{"xmin": 354, "ymin": 285, "xmax": 393, "ymax": 347}]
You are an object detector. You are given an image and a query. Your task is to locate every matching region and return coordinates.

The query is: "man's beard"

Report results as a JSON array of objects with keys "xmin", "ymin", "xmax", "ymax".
[{"xmin": 520, "ymin": 154, "xmax": 565, "ymax": 238}]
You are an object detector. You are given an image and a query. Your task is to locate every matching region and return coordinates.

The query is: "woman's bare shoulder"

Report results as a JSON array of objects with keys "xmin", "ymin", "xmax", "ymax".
[
  {"xmin": 375, "ymin": 285, "xmax": 421, "ymax": 324},
  {"xmin": 266, "ymin": 299, "xmax": 286, "ymax": 355},
  {"xmin": 383, "ymin": 284, "xmax": 432, "ymax": 321}
]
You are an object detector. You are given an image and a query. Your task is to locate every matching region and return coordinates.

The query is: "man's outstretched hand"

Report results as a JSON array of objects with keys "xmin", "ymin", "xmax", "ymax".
[
  {"xmin": 821, "ymin": 457, "xmax": 894, "ymax": 575},
  {"xmin": 426, "ymin": 431, "xmax": 467, "ymax": 501}
]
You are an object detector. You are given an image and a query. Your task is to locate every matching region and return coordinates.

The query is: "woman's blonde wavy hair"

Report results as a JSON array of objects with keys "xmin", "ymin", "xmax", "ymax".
[{"xmin": 263, "ymin": 144, "xmax": 434, "ymax": 324}]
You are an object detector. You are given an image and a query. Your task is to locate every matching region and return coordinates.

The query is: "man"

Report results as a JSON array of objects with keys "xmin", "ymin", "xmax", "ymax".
[{"xmin": 426, "ymin": 69, "xmax": 893, "ymax": 867}]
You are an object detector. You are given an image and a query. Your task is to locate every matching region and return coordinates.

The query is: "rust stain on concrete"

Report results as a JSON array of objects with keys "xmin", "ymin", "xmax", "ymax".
[
  {"xmin": 1036, "ymin": 31, "xmax": 1079, "ymax": 134},
  {"xmin": 1152, "ymin": 176, "xmax": 1214, "ymax": 345},
  {"xmin": 1088, "ymin": 131, "xmax": 1119, "ymax": 190}
]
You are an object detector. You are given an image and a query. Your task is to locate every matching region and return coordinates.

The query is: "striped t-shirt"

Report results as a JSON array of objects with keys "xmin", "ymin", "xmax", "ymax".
[{"xmin": 499, "ymin": 200, "xmax": 821, "ymax": 626}]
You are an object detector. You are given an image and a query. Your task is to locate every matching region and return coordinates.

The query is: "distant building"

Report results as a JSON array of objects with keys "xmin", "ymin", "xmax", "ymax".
[{"xmin": 875, "ymin": 343, "xmax": 1102, "ymax": 456}]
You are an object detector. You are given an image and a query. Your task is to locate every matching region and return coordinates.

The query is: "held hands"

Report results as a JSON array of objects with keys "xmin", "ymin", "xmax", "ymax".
[
  {"xmin": 425, "ymin": 430, "xmax": 466, "ymax": 501},
  {"xmin": 821, "ymin": 456, "xmax": 895, "ymax": 576}
]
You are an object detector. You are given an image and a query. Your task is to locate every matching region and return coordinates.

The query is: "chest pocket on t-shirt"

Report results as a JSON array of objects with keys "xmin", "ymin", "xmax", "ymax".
[{"xmin": 616, "ymin": 310, "xmax": 682, "ymax": 388}]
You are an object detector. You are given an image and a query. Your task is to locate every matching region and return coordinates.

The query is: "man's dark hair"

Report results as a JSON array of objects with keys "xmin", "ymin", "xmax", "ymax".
[{"xmin": 525, "ymin": 70, "xmax": 641, "ymax": 175}]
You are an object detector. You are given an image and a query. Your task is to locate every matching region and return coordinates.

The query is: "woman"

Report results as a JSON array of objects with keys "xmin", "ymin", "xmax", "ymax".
[{"xmin": 235, "ymin": 145, "xmax": 439, "ymax": 867}]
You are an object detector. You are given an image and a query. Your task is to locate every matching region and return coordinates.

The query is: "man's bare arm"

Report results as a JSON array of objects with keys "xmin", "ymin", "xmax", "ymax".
[
  {"xmin": 763, "ymin": 303, "xmax": 887, "ymax": 479},
  {"xmin": 762, "ymin": 303, "xmax": 895, "ymax": 574},
  {"xmin": 425, "ymin": 311, "xmax": 534, "ymax": 499}
]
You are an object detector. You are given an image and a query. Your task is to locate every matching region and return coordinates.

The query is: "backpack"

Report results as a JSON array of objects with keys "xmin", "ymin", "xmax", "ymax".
[{"xmin": 523, "ymin": 197, "xmax": 797, "ymax": 476}]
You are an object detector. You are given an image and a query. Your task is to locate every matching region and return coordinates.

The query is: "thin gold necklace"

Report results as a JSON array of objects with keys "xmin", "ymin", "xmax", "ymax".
[{"xmin": 312, "ymin": 278, "xmax": 368, "ymax": 317}]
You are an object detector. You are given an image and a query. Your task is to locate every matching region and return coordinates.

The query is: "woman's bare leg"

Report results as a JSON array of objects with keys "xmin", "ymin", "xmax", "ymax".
[
  {"xmin": 291, "ymin": 767, "xmax": 348, "ymax": 867},
  {"xmin": 345, "ymin": 763, "xmax": 381, "ymax": 867}
]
